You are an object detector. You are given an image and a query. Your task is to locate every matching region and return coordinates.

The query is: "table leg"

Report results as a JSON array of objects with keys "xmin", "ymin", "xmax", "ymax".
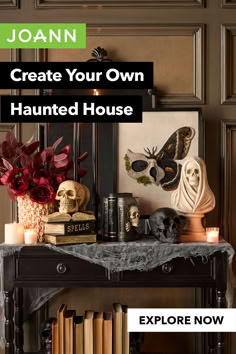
[
  {"xmin": 15, "ymin": 288, "xmax": 24, "ymax": 354},
  {"xmin": 208, "ymin": 288, "xmax": 216, "ymax": 354},
  {"xmin": 4, "ymin": 290, "xmax": 14, "ymax": 354},
  {"xmin": 216, "ymin": 290, "xmax": 226, "ymax": 354}
]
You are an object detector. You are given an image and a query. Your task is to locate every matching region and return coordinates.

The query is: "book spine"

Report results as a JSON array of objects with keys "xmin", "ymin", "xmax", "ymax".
[
  {"xmin": 52, "ymin": 319, "xmax": 58, "ymax": 354},
  {"xmin": 45, "ymin": 221, "xmax": 95, "ymax": 235},
  {"xmin": 45, "ymin": 234, "xmax": 96, "ymax": 245},
  {"xmin": 108, "ymin": 194, "xmax": 117, "ymax": 241},
  {"xmin": 117, "ymin": 198, "xmax": 126, "ymax": 242},
  {"xmin": 64, "ymin": 221, "xmax": 95, "ymax": 235},
  {"xmin": 102, "ymin": 197, "xmax": 109, "ymax": 240}
]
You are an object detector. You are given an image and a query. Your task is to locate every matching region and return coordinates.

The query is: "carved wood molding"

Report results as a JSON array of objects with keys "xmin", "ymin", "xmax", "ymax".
[
  {"xmin": 36, "ymin": 24, "xmax": 205, "ymax": 105},
  {"xmin": 0, "ymin": 0, "xmax": 19, "ymax": 8},
  {"xmin": 1, "ymin": 49, "xmax": 20, "ymax": 221},
  {"xmin": 0, "ymin": 123, "xmax": 20, "ymax": 222},
  {"xmin": 10, "ymin": 49, "xmax": 21, "ymax": 96},
  {"xmin": 0, "ymin": 50, "xmax": 20, "ymax": 222},
  {"xmin": 35, "ymin": 0, "xmax": 204, "ymax": 8},
  {"xmin": 221, "ymin": 120, "xmax": 233, "ymax": 242},
  {"xmin": 220, "ymin": 122, "xmax": 236, "ymax": 354},
  {"xmin": 221, "ymin": 25, "xmax": 236, "ymax": 104},
  {"xmin": 1, "ymin": 50, "xmax": 21, "ymax": 220},
  {"xmin": 222, "ymin": 0, "xmax": 236, "ymax": 8}
]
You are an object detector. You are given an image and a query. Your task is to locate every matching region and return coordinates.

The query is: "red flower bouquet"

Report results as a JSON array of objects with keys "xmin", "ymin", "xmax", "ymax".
[
  {"xmin": 0, "ymin": 131, "xmax": 88, "ymax": 241},
  {"xmin": 0, "ymin": 131, "xmax": 88, "ymax": 204}
]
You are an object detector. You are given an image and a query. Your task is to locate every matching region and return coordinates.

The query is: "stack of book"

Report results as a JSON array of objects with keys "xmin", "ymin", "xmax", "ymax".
[
  {"xmin": 52, "ymin": 303, "xmax": 129, "ymax": 354},
  {"xmin": 42, "ymin": 213, "xmax": 96, "ymax": 245}
]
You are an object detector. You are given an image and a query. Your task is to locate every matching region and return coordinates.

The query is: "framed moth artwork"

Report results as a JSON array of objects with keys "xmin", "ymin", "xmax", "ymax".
[{"xmin": 117, "ymin": 108, "xmax": 204, "ymax": 216}]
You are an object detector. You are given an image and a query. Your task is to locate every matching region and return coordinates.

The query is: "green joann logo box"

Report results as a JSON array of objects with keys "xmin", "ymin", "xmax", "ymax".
[{"xmin": 0, "ymin": 23, "xmax": 86, "ymax": 48}]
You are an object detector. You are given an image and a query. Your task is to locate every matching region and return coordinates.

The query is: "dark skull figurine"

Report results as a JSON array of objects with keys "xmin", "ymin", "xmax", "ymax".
[
  {"xmin": 149, "ymin": 207, "xmax": 184, "ymax": 243},
  {"xmin": 40, "ymin": 318, "xmax": 54, "ymax": 353}
]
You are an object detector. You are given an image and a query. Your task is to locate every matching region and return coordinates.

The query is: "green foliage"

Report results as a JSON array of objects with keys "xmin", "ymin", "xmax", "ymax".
[
  {"xmin": 124, "ymin": 154, "xmax": 132, "ymax": 171},
  {"xmin": 137, "ymin": 176, "xmax": 152, "ymax": 186}
]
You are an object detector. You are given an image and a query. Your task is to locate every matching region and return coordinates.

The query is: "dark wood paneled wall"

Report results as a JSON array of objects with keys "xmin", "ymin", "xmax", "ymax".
[{"xmin": 0, "ymin": 0, "xmax": 236, "ymax": 353}]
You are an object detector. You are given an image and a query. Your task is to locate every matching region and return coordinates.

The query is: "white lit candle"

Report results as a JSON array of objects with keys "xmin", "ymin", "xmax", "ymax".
[
  {"xmin": 206, "ymin": 228, "xmax": 219, "ymax": 243},
  {"xmin": 5, "ymin": 222, "xmax": 24, "ymax": 244},
  {"xmin": 24, "ymin": 229, "xmax": 38, "ymax": 245}
]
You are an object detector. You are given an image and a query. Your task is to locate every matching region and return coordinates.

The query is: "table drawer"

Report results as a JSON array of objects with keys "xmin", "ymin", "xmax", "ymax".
[
  {"xmin": 17, "ymin": 256, "xmax": 107, "ymax": 281},
  {"xmin": 121, "ymin": 256, "xmax": 214, "ymax": 286}
]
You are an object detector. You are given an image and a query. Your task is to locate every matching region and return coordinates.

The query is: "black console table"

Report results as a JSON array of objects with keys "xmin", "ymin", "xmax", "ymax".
[{"xmin": 2, "ymin": 241, "xmax": 233, "ymax": 354}]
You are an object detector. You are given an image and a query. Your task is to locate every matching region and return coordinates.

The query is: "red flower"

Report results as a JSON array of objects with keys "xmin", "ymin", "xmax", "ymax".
[
  {"xmin": 55, "ymin": 175, "xmax": 65, "ymax": 185},
  {"xmin": 30, "ymin": 184, "xmax": 55, "ymax": 205},
  {"xmin": 9, "ymin": 174, "xmax": 29, "ymax": 196},
  {"xmin": 33, "ymin": 169, "xmax": 51, "ymax": 185},
  {"xmin": 20, "ymin": 168, "xmax": 30, "ymax": 179},
  {"xmin": 0, "ymin": 167, "xmax": 18, "ymax": 185}
]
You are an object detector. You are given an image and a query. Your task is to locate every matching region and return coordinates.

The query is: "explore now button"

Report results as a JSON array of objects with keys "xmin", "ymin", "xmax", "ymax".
[{"xmin": 128, "ymin": 308, "xmax": 236, "ymax": 332}]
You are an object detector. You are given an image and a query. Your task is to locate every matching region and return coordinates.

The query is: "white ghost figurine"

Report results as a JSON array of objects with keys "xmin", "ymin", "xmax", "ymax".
[{"xmin": 171, "ymin": 156, "xmax": 215, "ymax": 214}]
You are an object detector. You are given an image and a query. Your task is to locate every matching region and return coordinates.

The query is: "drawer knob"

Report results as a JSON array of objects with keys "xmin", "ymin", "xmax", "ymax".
[
  {"xmin": 56, "ymin": 263, "xmax": 67, "ymax": 274},
  {"xmin": 162, "ymin": 263, "xmax": 173, "ymax": 274}
]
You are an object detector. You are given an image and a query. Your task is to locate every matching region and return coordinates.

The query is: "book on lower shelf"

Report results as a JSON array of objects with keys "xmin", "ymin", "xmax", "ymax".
[
  {"xmin": 64, "ymin": 310, "xmax": 76, "ymax": 354},
  {"xmin": 84, "ymin": 310, "xmax": 94, "ymax": 354},
  {"xmin": 103, "ymin": 312, "xmax": 112, "ymax": 354},
  {"xmin": 52, "ymin": 318, "xmax": 58, "ymax": 354},
  {"xmin": 52, "ymin": 303, "xmax": 129, "ymax": 354},
  {"xmin": 122, "ymin": 305, "xmax": 129, "ymax": 354},
  {"xmin": 45, "ymin": 233, "xmax": 97, "ymax": 245},
  {"xmin": 74, "ymin": 316, "xmax": 84, "ymax": 354},
  {"xmin": 113, "ymin": 303, "xmax": 123, "ymax": 354},
  {"xmin": 57, "ymin": 303, "xmax": 67, "ymax": 354},
  {"xmin": 94, "ymin": 312, "xmax": 103, "ymax": 354},
  {"xmin": 113, "ymin": 303, "xmax": 129, "ymax": 354}
]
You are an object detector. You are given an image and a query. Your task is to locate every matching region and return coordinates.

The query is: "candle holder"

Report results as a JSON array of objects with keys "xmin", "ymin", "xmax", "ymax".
[
  {"xmin": 206, "ymin": 227, "xmax": 219, "ymax": 243},
  {"xmin": 24, "ymin": 229, "xmax": 38, "ymax": 245}
]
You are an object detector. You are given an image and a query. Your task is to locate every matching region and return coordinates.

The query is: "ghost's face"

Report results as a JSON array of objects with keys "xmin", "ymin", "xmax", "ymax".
[
  {"xmin": 185, "ymin": 161, "xmax": 200, "ymax": 188},
  {"xmin": 125, "ymin": 149, "xmax": 165, "ymax": 186}
]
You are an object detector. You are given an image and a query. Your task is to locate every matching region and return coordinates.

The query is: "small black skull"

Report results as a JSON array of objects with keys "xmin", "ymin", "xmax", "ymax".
[
  {"xmin": 40, "ymin": 318, "xmax": 54, "ymax": 351},
  {"xmin": 149, "ymin": 207, "xmax": 183, "ymax": 243}
]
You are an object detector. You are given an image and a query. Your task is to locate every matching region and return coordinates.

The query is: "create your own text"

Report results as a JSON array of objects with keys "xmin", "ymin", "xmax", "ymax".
[{"xmin": 10, "ymin": 68, "xmax": 145, "ymax": 83}]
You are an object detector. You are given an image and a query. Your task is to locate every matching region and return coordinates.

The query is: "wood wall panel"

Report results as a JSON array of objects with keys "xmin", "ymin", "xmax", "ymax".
[
  {"xmin": 0, "ymin": 50, "xmax": 11, "ymax": 96},
  {"xmin": 0, "ymin": 49, "xmax": 21, "ymax": 96},
  {"xmin": 35, "ymin": 0, "xmax": 204, "ymax": 9},
  {"xmin": 232, "ymin": 35, "xmax": 236, "ymax": 95},
  {"xmin": 47, "ymin": 37, "xmax": 193, "ymax": 94},
  {"xmin": 0, "ymin": 47, "xmax": 20, "ymax": 240},
  {"xmin": 221, "ymin": 121, "xmax": 236, "ymax": 353},
  {"xmin": 231, "ymin": 130, "xmax": 236, "ymax": 273},
  {"xmin": 42, "ymin": 24, "xmax": 204, "ymax": 104},
  {"xmin": 0, "ymin": 124, "xmax": 19, "ymax": 241},
  {"xmin": 222, "ymin": 0, "xmax": 236, "ymax": 8},
  {"xmin": 0, "ymin": 0, "xmax": 19, "ymax": 8},
  {"xmin": 221, "ymin": 25, "xmax": 236, "ymax": 104},
  {"xmin": 221, "ymin": 122, "xmax": 236, "ymax": 266}
]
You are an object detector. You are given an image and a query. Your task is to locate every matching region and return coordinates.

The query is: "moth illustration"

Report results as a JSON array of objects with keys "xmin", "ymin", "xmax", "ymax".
[{"xmin": 124, "ymin": 126, "xmax": 195, "ymax": 191}]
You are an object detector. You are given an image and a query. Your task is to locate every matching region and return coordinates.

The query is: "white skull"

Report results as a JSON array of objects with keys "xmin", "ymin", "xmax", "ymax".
[
  {"xmin": 56, "ymin": 180, "xmax": 86, "ymax": 214},
  {"xmin": 126, "ymin": 149, "xmax": 165, "ymax": 186},
  {"xmin": 128, "ymin": 205, "xmax": 140, "ymax": 227},
  {"xmin": 186, "ymin": 161, "xmax": 200, "ymax": 188}
]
